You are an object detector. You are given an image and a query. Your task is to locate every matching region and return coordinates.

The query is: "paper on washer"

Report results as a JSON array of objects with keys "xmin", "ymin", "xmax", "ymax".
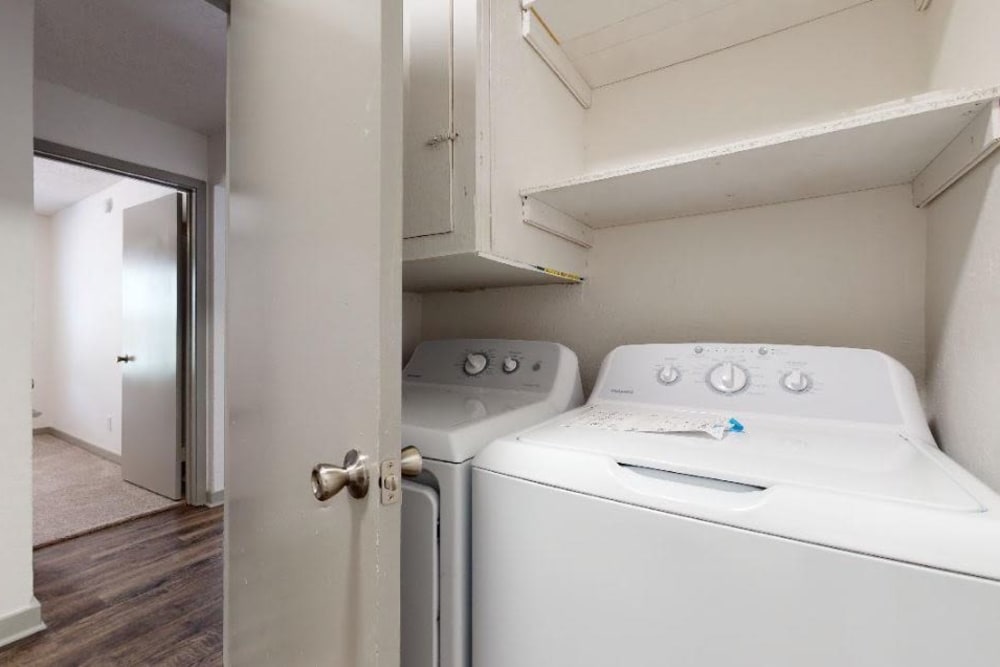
[{"xmin": 563, "ymin": 404, "xmax": 743, "ymax": 440}]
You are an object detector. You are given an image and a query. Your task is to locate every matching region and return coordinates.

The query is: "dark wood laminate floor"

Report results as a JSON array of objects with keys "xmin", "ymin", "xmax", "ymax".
[{"xmin": 0, "ymin": 505, "xmax": 223, "ymax": 666}]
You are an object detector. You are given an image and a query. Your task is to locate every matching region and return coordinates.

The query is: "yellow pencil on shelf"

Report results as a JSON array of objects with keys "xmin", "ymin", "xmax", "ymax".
[{"xmin": 533, "ymin": 265, "xmax": 584, "ymax": 282}]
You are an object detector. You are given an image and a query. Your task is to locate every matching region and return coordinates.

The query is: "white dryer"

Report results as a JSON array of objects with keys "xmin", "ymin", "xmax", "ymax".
[
  {"xmin": 472, "ymin": 343, "xmax": 1000, "ymax": 667},
  {"xmin": 400, "ymin": 339, "xmax": 583, "ymax": 667}
]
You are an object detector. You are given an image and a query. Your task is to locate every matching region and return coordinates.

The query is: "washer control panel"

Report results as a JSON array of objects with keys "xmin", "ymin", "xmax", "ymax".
[
  {"xmin": 405, "ymin": 339, "xmax": 569, "ymax": 392},
  {"xmin": 593, "ymin": 344, "xmax": 904, "ymax": 425}
]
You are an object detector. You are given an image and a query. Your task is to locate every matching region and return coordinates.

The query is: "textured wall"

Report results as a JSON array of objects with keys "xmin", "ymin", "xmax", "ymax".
[
  {"xmin": 922, "ymin": 0, "xmax": 1000, "ymax": 91},
  {"xmin": 926, "ymin": 151, "xmax": 1000, "ymax": 491},
  {"xmin": 423, "ymin": 187, "xmax": 926, "ymax": 391},
  {"xmin": 922, "ymin": 0, "xmax": 1000, "ymax": 491}
]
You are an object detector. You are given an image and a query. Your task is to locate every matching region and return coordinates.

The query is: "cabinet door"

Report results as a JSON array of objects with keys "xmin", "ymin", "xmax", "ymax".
[{"xmin": 403, "ymin": 0, "xmax": 454, "ymax": 239}]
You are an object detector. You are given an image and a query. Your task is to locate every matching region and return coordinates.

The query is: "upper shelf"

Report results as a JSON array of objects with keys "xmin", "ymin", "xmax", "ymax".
[
  {"xmin": 522, "ymin": 88, "xmax": 1000, "ymax": 229},
  {"xmin": 526, "ymin": 0, "xmax": 872, "ymax": 89}
]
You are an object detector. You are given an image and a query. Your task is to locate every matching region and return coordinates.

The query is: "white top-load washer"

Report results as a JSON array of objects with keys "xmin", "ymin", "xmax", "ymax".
[
  {"xmin": 400, "ymin": 339, "xmax": 582, "ymax": 667},
  {"xmin": 472, "ymin": 343, "xmax": 1000, "ymax": 667}
]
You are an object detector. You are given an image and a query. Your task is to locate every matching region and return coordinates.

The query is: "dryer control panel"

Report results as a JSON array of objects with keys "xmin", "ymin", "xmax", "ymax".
[
  {"xmin": 404, "ymin": 339, "xmax": 574, "ymax": 393},
  {"xmin": 592, "ymin": 344, "xmax": 909, "ymax": 425}
]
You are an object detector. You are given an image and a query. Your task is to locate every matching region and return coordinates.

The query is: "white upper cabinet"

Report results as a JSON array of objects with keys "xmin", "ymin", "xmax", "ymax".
[{"xmin": 402, "ymin": 0, "xmax": 590, "ymax": 292}]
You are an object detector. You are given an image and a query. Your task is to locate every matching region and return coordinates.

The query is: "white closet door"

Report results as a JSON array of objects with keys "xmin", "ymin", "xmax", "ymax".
[{"xmin": 225, "ymin": 0, "xmax": 403, "ymax": 664}]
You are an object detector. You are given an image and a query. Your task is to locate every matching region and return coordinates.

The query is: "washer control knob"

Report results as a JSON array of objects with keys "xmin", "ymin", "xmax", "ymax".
[
  {"xmin": 502, "ymin": 356, "xmax": 519, "ymax": 374},
  {"xmin": 708, "ymin": 362, "xmax": 748, "ymax": 394},
  {"xmin": 657, "ymin": 365, "xmax": 680, "ymax": 385},
  {"xmin": 463, "ymin": 353, "xmax": 489, "ymax": 376},
  {"xmin": 782, "ymin": 370, "xmax": 812, "ymax": 393}
]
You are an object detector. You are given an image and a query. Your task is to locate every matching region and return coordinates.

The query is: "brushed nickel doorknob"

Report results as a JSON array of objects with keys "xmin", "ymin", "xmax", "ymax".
[
  {"xmin": 312, "ymin": 449, "xmax": 369, "ymax": 501},
  {"xmin": 400, "ymin": 446, "xmax": 423, "ymax": 477}
]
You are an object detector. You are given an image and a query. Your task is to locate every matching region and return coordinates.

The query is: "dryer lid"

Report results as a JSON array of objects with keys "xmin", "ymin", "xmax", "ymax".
[
  {"xmin": 402, "ymin": 383, "xmax": 558, "ymax": 462},
  {"xmin": 402, "ymin": 384, "xmax": 539, "ymax": 430},
  {"xmin": 515, "ymin": 403, "xmax": 983, "ymax": 513}
]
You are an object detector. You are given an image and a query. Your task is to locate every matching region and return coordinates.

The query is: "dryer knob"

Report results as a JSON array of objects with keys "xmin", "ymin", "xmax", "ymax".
[
  {"xmin": 464, "ymin": 352, "xmax": 489, "ymax": 376},
  {"xmin": 657, "ymin": 365, "xmax": 680, "ymax": 385}
]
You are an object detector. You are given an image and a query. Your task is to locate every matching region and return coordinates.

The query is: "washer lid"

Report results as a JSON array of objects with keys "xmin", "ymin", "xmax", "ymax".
[
  {"xmin": 474, "ymin": 404, "xmax": 1000, "ymax": 580},
  {"xmin": 516, "ymin": 403, "xmax": 982, "ymax": 512}
]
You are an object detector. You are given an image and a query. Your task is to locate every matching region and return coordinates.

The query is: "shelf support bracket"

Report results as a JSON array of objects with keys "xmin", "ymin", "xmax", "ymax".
[
  {"xmin": 522, "ymin": 196, "xmax": 593, "ymax": 249},
  {"xmin": 913, "ymin": 99, "xmax": 1000, "ymax": 207},
  {"xmin": 521, "ymin": 5, "xmax": 592, "ymax": 109}
]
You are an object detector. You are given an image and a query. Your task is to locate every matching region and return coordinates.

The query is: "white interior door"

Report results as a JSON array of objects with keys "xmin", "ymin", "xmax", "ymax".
[
  {"xmin": 120, "ymin": 193, "xmax": 183, "ymax": 500},
  {"xmin": 225, "ymin": 1, "xmax": 403, "ymax": 664}
]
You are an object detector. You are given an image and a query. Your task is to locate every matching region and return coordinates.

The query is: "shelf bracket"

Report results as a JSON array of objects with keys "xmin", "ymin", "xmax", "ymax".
[
  {"xmin": 522, "ymin": 196, "xmax": 593, "ymax": 249},
  {"xmin": 913, "ymin": 99, "xmax": 1000, "ymax": 207},
  {"xmin": 521, "ymin": 5, "xmax": 592, "ymax": 109}
]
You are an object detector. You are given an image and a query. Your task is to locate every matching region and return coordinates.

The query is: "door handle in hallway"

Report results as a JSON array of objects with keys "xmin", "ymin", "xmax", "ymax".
[{"xmin": 116, "ymin": 355, "xmax": 136, "ymax": 363}]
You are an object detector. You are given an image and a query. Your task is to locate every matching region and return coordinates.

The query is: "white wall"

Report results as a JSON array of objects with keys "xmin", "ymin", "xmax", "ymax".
[
  {"xmin": 32, "ymin": 215, "xmax": 55, "ymax": 430},
  {"xmin": 925, "ymin": 151, "xmax": 1000, "ymax": 491},
  {"xmin": 922, "ymin": 0, "xmax": 1000, "ymax": 490},
  {"xmin": 41, "ymin": 178, "xmax": 175, "ymax": 457},
  {"xmin": 34, "ymin": 80, "xmax": 208, "ymax": 181},
  {"xmin": 423, "ymin": 186, "xmax": 926, "ymax": 390},
  {"xmin": 923, "ymin": 0, "xmax": 1000, "ymax": 91},
  {"xmin": 0, "ymin": 0, "xmax": 43, "ymax": 647}
]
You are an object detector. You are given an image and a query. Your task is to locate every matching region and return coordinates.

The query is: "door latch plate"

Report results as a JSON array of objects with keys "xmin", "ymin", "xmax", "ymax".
[{"xmin": 380, "ymin": 458, "xmax": 401, "ymax": 505}]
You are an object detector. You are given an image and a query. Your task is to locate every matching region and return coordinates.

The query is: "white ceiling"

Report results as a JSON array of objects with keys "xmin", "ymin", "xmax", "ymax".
[
  {"xmin": 34, "ymin": 157, "xmax": 125, "ymax": 217},
  {"xmin": 35, "ymin": 0, "xmax": 227, "ymax": 134}
]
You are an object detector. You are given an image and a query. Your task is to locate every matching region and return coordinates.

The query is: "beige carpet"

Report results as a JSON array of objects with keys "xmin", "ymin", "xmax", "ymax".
[{"xmin": 33, "ymin": 433, "xmax": 181, "ymax": 547}]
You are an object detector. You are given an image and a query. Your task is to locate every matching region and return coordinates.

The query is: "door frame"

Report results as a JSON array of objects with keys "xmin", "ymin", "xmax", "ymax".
[{"xmin": 34, "ymin": 138, "xmax": 213, "ymax": 507}]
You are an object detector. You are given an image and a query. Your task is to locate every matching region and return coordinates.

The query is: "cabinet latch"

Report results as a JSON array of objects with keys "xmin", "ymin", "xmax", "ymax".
[{"xmin": 426, "ymin": 132, "xmax": 459, "ymax": 147}]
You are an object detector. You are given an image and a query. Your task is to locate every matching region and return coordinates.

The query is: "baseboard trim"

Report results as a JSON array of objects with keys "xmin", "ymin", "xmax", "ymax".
[
  {"xmin": 0, "ymin": 598, "xmax": 45, "ymax": 649},
  {"xmin": 35, "ymin": 427, "xmax": 121, "ymax": 465},
  {"xmin": 206, "ymin": 489, "xmax": 225, "ymax": 507}
]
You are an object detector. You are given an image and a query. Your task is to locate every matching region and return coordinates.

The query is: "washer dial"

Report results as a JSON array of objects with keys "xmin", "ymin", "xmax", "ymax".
[
  {"xmin": 782, "ymin": 369, "xmax": 812, "ymax": 393},
  {"xmin": 463, "ymin": 352, "xmax": 489, "ymax": 376},
  {"xmin": 502, "ymin": 356, "xmax": 519, "ymax": 374},
  {"xmin": 708, "ymin": 362, "xmax": 749, "ymax": 394}
]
